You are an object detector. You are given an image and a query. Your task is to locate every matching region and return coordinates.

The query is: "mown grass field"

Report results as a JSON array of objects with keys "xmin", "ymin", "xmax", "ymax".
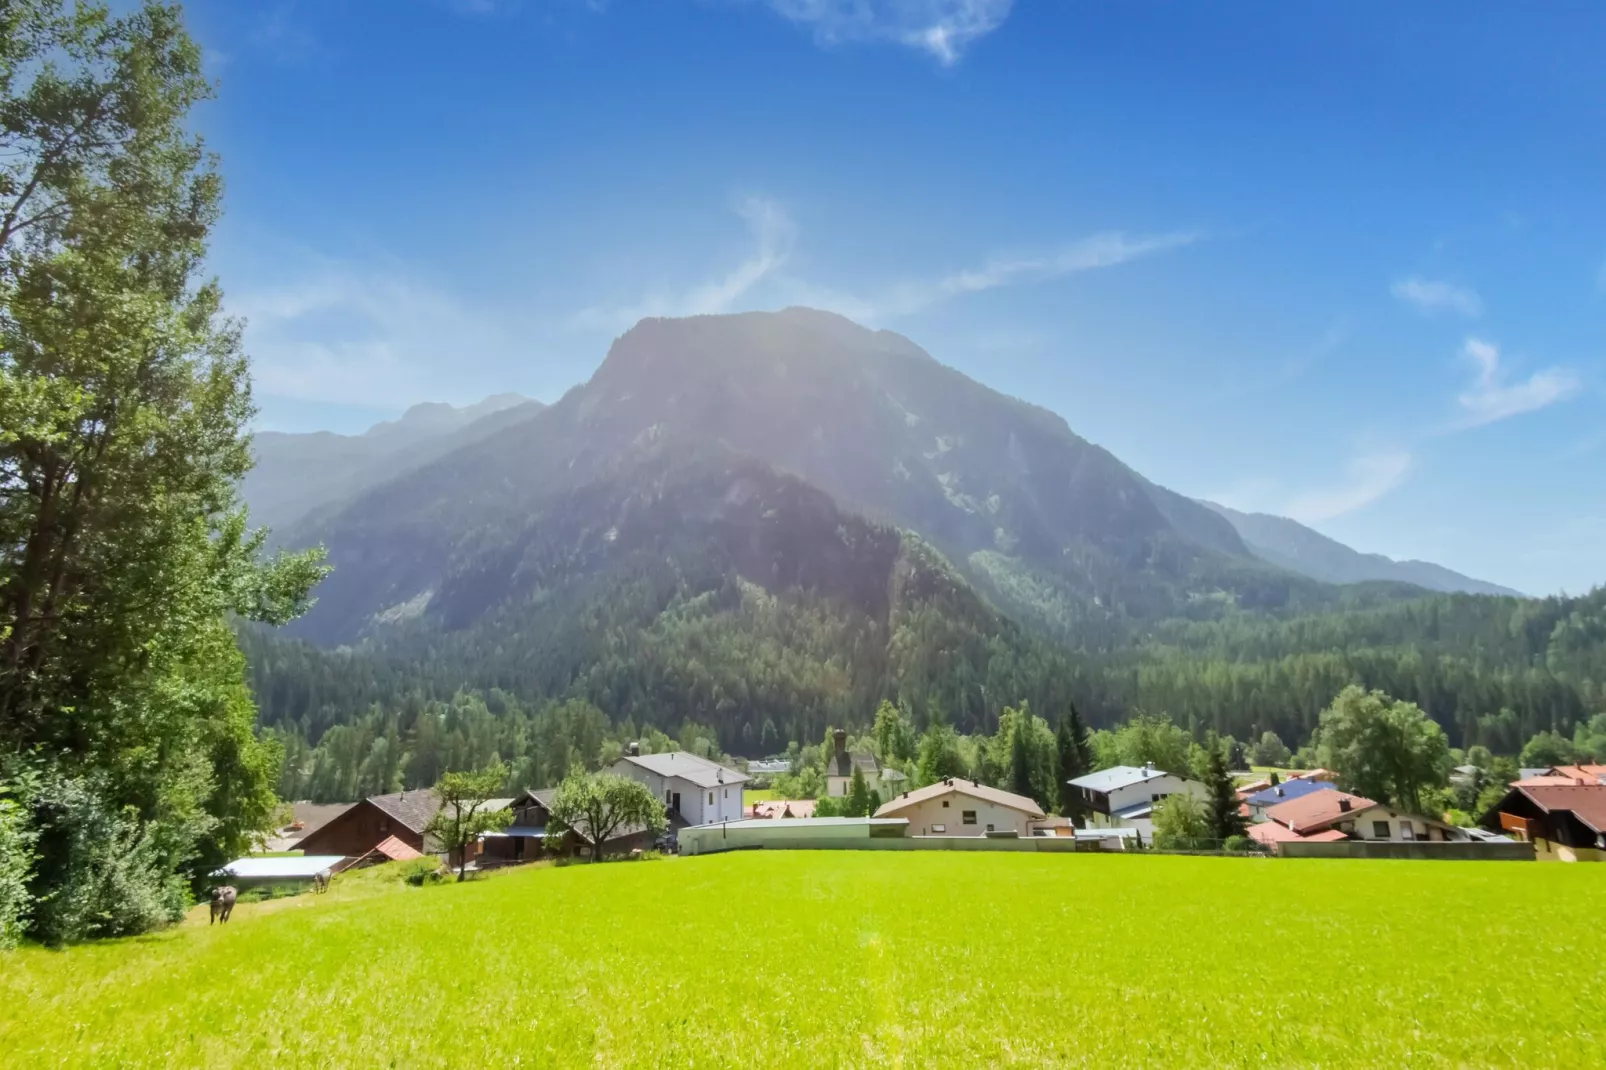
[{"xmin": 2, "ymin": 853, "xmax": 1601, "ymax": 1068}]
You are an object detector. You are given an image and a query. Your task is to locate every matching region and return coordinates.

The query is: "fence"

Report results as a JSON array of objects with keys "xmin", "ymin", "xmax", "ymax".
[{"xmin": 1278, "ymin": 840, "xmax": 1534, "ymax": 861}]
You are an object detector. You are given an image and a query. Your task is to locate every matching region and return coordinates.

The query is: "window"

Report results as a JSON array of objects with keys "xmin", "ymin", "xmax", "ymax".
[
  {"xmin": 986, "ymin": 824, "xmax": 995, "ymax": 832},
  {"xmin": 723, "ymin": 788, "xmax": 728, "ymax": 799},
  {"xmin": 1400, "ymin": 822, "xmax": 1415, "ymax": 841},
  {"xmin": 931, "ymin": 823, "xmax": 946, "ymax": 833},
  {"xmin": 1151, "ymin": 793, "xmax": 1169, "ymax": 803},
  {"xmin": 1372, "ymin": 821, "xmax": 1390, "ymax": 838},
  {"xmin": 708, "ymin": 792, "xmax": 714, "ymax": 805},
  {"xmin": 962, "ymin": 810, "xmax": 977, "ymax": 825},
  {"xmin": 942, "ymin": 799, "xmax": 950, "ymax": 808}
]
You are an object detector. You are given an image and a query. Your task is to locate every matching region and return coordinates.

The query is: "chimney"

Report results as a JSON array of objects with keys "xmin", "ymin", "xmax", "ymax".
[
  {"xmin": 1338, "ymin": 798, "xmax": 1351, "ymax": 812},
  {"xmin": 627, "ymin": 741, "xmax": 640, "ymax": 757}
]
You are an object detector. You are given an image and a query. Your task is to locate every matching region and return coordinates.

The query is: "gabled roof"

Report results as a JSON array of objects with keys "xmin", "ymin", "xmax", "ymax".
[
  {"xmin": 1245, "ymin": 779, "xmax": 1337, "ymax": 808},
  {"xmin": 1068, "ymin": 765, "xmax": 1180, "ymax": 793},
  {"xmin": 876, "ymin": 778, "xmax": 1045, "ymax": 820},
  {"xmin": 1248, "ymin": 822, "xmax": 1348, "ymax": 845},
  {"xmin": 367, "ymin": 790, "xmax": 443, "ymax": 834},
  {"xmin": 1548, "ymin": 764, "xmax": 1606, "ymax": 786},
  {"xmin": 829, "ymin": 750, "xmax": 880, "ymax": 778},
  {"xmin": 615, "ymin": 752, "xmax": 749, "ymax": 788},
  {"xmin": 1262, "ymin": 790, "xmax": 1378, "ymax": 835},
  {"xmin": 1509, "ymin": 783, "xmax": 1606, "ymax": 833},
  {"xmin": 371, "ymin": 835, "xmax": 423, "ymax": 861}
]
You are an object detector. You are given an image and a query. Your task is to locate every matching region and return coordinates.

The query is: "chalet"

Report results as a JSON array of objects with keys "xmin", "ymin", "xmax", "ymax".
[
  {"xmin": 478, "ymin": 788, "xmax": 671, "ymax": 864},
  {"xmin": 875, "ymin": 778, "xmax": 1044, "ymax": 837},
  {"xmin": 824, "ymin": 729, "xmax": 905, "ymax": 797},
  {"xmin": 294, "ymin": 789, "xmax": 445, "ymax": 861},
  {"xmin": 609, "ymin": 749, "xmax": 747, "ymax": 825},
  {"xmin": 1242, "ymin": 778, "xmax": 1336, "ymax": 821},
  {"xmin": 1482, "ymin": 781, "xmax": 1606, "ymax": 862},
  {"xmin": 1256, "ymin": 790, "xmax": 1468, "ymax": 844},
  {"xmin": 1066, "ymin": 764, "xmax": 1207, "ymax": 838}
]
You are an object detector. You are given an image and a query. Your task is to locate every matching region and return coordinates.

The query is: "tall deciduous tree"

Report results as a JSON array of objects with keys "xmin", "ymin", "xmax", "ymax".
[
  {"xmin": 0, "ymin": 0, "xmax": 325, "ymax": 939},
  {"xmin": 1313, "ymin": 686, "xmax": 1451, "ymax": 814},
  {"xmin": 425, "ymin": 763, "xmax": 513, "ymax": 882},
  {"xmin": 547, "ymin": 771, "xmax": 666, "ymax": 862}
]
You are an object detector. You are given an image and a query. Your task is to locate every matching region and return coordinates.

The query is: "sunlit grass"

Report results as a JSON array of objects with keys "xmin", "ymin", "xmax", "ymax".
[{"xmin": 2, "ymin": 853, "xmax": 1600, "ymax": 1067}]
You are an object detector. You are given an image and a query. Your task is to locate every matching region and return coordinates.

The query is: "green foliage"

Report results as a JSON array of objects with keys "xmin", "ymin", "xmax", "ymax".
[
  {"xmin": 1252, "ymin": 731, "xmax": 1291, "ymax": 768},
  {"xmin": 0, "ymin": 787, "xmax": 35, "ymax": 949},
  {"xmin": 0, "ymin": 0, "xmax": 323, "ymax": 942},
  {"xmin": 1223, "ymin": 834, "xmax": 1258, "ymax": 853},
  {"xmin": 915, "ymin": 721, "xmax": 965, "ymax": 786},
  {"xmin": 1518, "ymin": 730, "xmax": 1575, "ymax": 769},
  {"xmin": 1574, "ymin": 713, "xmax": 1606, "ymax": 762},
  {"xmin": 1055, "ymin": 705, "xmax": 1092, "ymax": 816},
  {"xmin": 546, "ymin": 771, "xmax": 666, "ymax": 861},
  {"xmin": 841, "ymin": 766, "xmax": 877, "ymax": 818},
  {"xmin": 424, "ymin": 763, "xmax": 513, "ymax": 881},
  {"xmin": 1314, "ymin": 686, "xmax": 1451, "ymax": 813},
  {"xmin": 1151, "ymin": 794, "xmax": 1213, "ymax": 851},
  {"xmin": 1088, "ymin": 712, "xmax": 1193, "ymax": 774},
  {"xmin": 1205, "ymin": 749, "xmax": 1248, "ymax": 841},
  {"xmin": 871, "ymin": 700, "xmax": 915, "ymax": 763}
]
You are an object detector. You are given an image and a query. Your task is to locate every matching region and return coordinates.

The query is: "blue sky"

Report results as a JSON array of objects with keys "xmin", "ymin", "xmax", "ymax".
[{"xmin": 184, "ymin": 1, "xmax": 1606, "ymax": 595}]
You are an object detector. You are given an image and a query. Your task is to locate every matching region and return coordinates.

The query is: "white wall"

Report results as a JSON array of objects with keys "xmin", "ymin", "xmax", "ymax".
[
  {"xmin": 1348, "ymin": 809, "xmax": 1463, "ymax": 842},
  {"xmin": 1104, "ymin": 774, "xmax": 1206, "ymax": 816},
  {"xmin": 607, "ymin": 759, "xmax": 744, "ymax": 825},
  {"xmin": 883, "ymin": 791, "xmax": 1036, "ymax": 837}
]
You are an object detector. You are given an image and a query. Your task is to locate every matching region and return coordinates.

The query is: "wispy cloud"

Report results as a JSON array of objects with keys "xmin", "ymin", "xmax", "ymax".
[
  {"xmin": 573, "ymin": 196, "xmax": 796, "ymax": 331},
  {"xmin": 232, "ymin": 256, "xmax": 517, "ymax": 409},
  {"xmin": 1215, "ymin": 451, "xmax": 1412, "ymax": 525},
  {"xmin": 1456, "ymin": 337, "xmax": 1579, "ymax": 427},
  {"xmin": 758, "ymin": 0, "xmax": 1014, "ymax": 64},
  {"xmin": 1392, "ymin": 276, "xmax": 1482, "ymax": 318},
  {"xmin": 794, "ymin": 230, "xmax": 1200, "ymax": 322}
]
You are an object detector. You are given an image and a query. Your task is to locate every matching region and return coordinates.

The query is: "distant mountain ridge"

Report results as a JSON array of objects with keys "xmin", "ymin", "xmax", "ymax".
[
  {"xmin": 1201, "ymin": 501, "xmax": 1520, "ymax": 597},
  {"xmin": 244, "ymin": 393, "xmax": 541, "ymax": 533}
]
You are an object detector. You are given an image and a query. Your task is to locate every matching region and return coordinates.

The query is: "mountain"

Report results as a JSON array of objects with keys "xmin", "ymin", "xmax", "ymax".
[
  {"xmin": 243, "ymin": 393, "xmax": 540, "ymax": 532},
  {"xmin": 1201, "ymin": 501, "xmax": 1521, "ymax": 597}
]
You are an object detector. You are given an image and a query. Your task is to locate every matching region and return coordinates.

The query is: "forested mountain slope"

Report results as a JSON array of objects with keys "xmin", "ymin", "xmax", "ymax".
[{"xmin": 1202, "ymin": 501, "xmax": 1520, "ymax": 597}]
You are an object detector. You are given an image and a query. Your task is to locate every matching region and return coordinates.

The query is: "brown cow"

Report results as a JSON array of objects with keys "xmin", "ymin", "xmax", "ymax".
[{"xmin": 209, "ymin": 885, "xmax": 237, "ymax": 925}]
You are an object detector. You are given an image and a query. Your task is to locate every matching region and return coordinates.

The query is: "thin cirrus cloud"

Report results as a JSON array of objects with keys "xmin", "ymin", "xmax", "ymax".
[
  {"xmin": 1456, "ymin": 337, "xmax": 1580, "ymax": 427},
  {"xmin": 575, "ymin": 198, "xmax": 1200, "ymax": 330},
  {"xmin": 1391, "ymin": 276, "xmax": 1483, "ymax": 318},
  {"xmin": 1215, "ymin": 451, "xmax": 1413, "ymax": 525},
  {"xmin": 757, "ymin": 0, "xmax": 1015, "ymax": 64}
]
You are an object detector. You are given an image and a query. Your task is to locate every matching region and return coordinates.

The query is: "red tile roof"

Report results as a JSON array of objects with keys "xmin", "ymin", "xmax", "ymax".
[
  {"xmin": 1249, "ymin": 822, "xmax": 1349, "ymax": 844},
  {"xmin": 751, "ymin": 800, "xmax": 816, "ymax": 819},
  {"xmin": 371, "ymin": 835, "xmax": 423, "ymax": 861},
  {"xmin": 1515, "ymin": 784, "xmax": 1606, "ymax": 833},
  {"xmin": 1548, "ymin": 764, "xmax": 1606, "ymax": 784},
  {"xmin": 1262, "ymin": 790, "xmax": 1378, "ymax": 835}
]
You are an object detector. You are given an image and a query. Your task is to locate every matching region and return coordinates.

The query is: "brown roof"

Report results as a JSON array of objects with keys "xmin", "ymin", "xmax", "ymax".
[
  {"xmin": 752, "ymin": 799, "xmax": 816, "ymax": 819},
  {"xmin": 1262, "ymin": 790, "xmax": 1378, "ymax": 835},
  {"xmin": 1515, "ymin": 783, "xmax": 1606, "ymax": 833},
  {"xmin": 368, "ymin": 790, "xmax": 444, "ymax": 834},
  {"xmin": 1249, "ymin": 822, "xmax": 1349, "ymax": 844},
  {"xmin": 371, "ymin": 835, "xmax": 423, "ymax": 861},
  {"xmin": 1548, "ymin": 764, "xmax": 1606, "ymax": 785},
  {"xmin": 875, "ymin": 778, "xmax": 1045, "ymax": 820}
]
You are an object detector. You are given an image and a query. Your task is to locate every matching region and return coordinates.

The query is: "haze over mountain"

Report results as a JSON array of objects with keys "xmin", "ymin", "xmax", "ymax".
[
  {"xmin": 241, "ymin": 309, "xmax": 1606, "ymax": 758},
  {"xmin": 1201, "ymin": 502, "xmax": 1520, "ymax": 598},
  {"xmin": 245, "ymin": 393, "xmax": 540, "ymax": 532}
]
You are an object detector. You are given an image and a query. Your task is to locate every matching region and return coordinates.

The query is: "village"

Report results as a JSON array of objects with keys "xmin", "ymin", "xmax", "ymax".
[{"xmin": 220, "ymin": 729, "xmax": 1606, "ymax": 890}]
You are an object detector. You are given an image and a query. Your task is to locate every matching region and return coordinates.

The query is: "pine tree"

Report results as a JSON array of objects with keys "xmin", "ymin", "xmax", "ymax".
[
  {"xmin": 1206, "ymin": 748, "xmax": 1248, "ymax": 842},
  {"xmin": 845, "ymin": 766, "xmax": 873, "ymax": 817},
  {"xmin": 1056, "ymin": 704, "xmax": 1092, "ymax": 818}
]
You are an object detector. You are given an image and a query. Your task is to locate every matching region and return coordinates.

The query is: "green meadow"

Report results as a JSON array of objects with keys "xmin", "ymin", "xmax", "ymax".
[{"xmin": 2, "ymin": 853, "xmax": 1601, "ymax": 1068}]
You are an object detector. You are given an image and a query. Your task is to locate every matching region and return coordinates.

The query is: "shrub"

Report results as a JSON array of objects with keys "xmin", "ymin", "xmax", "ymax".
[
  {"xmin": 399, "ymin": 859, "xmax": 447, "ymax": 886},
  {"xmin": 0, "ymin": 792, "xmax": 37, "ymax": 950},
  {"xmin": 1223, "ymin": 835, "xmax": 1258, "ymax": 854}
]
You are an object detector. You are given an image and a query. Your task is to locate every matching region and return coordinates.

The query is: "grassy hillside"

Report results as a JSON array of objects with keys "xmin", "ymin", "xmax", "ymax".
[{"xmin": 5, "ymin": 853, "xmax": 1601, "ymax": 1067}]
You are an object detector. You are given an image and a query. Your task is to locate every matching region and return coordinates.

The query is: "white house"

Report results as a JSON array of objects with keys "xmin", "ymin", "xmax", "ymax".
[
  {"xmin": 1067, "ymin": 764, "xmax": 1208, "ymax": 839},
  {"xmin": 609, "ymin": 750, "xmax": 748, "ymax": 826},
  {"xmin": 874, "ymin": 778, "xmax": 1044, "ymax": 837}
]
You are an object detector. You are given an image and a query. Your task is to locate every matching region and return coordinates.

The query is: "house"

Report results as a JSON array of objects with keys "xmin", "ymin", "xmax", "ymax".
[
  {"xmin": 609, "ymin": 749, "xmax": 748, "ymax": 825},
  {"xmin": 1067, "ymin": 764, "xmax": 1208, "ymax": 838},
  {"xmin": 1482, "ymin": 781, "xmax": 1606, "ymax": 862},
  {"xmin": 479, "ymin": 787, "xmax": 673, "ymax": 864},
  {"xmin": 874, "ymin": 778, "xmax": 1044, "ymax": 837},
  {"xmin": 1258, "ymin": 790, "xmax": 1468, "ymax": 843},
  {"xmin": 263, "ymin": 802, "xmax": 353, "ymax": 852},
  {"xmin": 1546, "ymin": 764, "xmax": 1606, "ymax": 785},
  {"xmin": 1242, "ymin": 778, "xmax": 1336, "ymax": 821},
  {"xmin": 294, "ymin": 789, "xmax": 445, "ymax": 861},
  {"xmin": 825, "ymin": 729, "xmax": 889, "ymax": 798}
]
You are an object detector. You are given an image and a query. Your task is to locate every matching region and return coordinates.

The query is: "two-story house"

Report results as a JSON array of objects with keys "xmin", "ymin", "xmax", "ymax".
[
  {"xmin": 609, "ymin": 749, "xmax": 748, "ymax": 825},
  {"xmin": 1067, "ymin": 764, "xmax": 1208, "ymax": 838}
]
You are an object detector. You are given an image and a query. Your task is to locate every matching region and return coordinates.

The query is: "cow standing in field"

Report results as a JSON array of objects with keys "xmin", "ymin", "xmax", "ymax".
[{"xmin": 209, "ymin": 885, "xmax": 236, "ymax": 925}]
